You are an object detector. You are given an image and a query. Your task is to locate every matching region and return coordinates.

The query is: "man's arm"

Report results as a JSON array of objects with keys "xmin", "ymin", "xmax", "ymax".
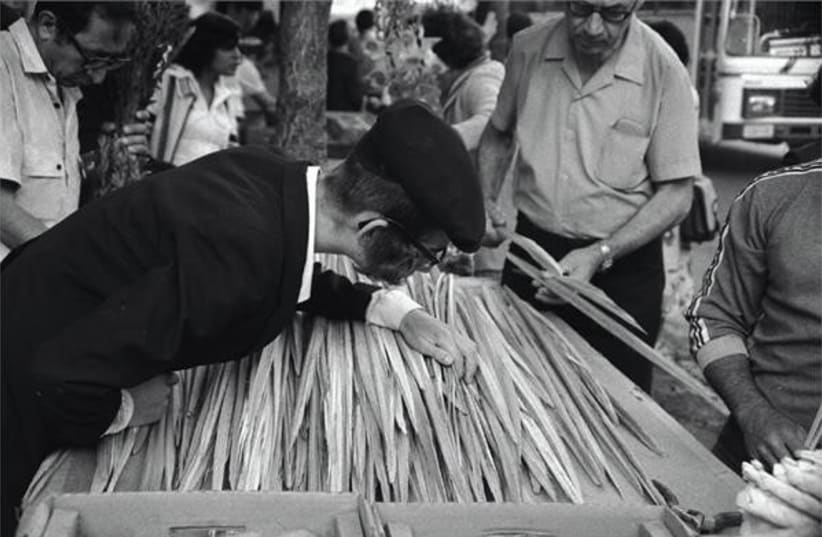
[
  {"xmin": 477, "ymin": 122, "xmax": 515, "ymax": 202},
  {"xmin": 705, "ymin": 354, "xmax": 806, "ymax": 465},
  {"xmin": 301, "ymin": 267, "xmax": 477, "ymax": 380},
  {"xmin": 686, "ymin": 182, "xmax": 805, "ymax": 465},
  {"xmin": 558, "ymin": 177, "xmax": 693, "ymax": 281},
  {"xmin": 0, "ymin": 183, "xmax": 49, "ymax": 248}
]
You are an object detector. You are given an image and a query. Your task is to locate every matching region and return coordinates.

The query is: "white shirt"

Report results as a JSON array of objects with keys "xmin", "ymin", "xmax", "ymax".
[
  {"xmin": 0, "ymin": 20, "xmax": 83, "ymax": 259},
  {"xmin": 171, "ymin": 76, "xmax": 242, "ymax": 167},
  {"xmin": 106, "ymin": 166, "xmax": 421, "ymax": 434}
]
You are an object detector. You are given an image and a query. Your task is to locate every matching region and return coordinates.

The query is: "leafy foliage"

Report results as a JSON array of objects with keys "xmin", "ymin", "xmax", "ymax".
[
  {"xmin": 370, "ymin": 0, "xmax": 445, "ymax": 111},
  {"xmin": 92, "ymin": 1, "xmax": 190, "ymax": 200}
]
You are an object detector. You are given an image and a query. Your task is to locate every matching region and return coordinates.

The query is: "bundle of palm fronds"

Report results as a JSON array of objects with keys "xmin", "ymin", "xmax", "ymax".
[
  {"xmin": 92, "ymin": 1, "xmax": 189, "ymax": 199},
  {"xmin": 24, "ymin": 259, "xmax": 673, "ymax": 508}
]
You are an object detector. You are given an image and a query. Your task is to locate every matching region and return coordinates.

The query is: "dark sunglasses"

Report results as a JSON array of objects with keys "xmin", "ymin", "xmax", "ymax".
[
  {"xmin": 63, "ymin": 26, "xmax": 131, "ymax": 71},
  {"xmin": 567, "ymin": 1, "xmax": 635, "ymax": 23},
  {"xmin": 361, "ymin": 217, "xmax": 448, "ymax": 267}
]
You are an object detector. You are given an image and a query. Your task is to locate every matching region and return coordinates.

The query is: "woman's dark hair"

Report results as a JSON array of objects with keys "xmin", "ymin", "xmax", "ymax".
[
  {"xmin": 648, "ymin": 20, "xmax": 690, "ymax": 67},
  {"xmin": 175, "ymin": 12, "xmax": 240, "ymax": 75},
  {"xmin": 422, "ymin": 9, "xmax": 485, "ymax": 70},
  {"xmin": 34, "ymin": 1, "xmax": 138, "ymax": 36}
]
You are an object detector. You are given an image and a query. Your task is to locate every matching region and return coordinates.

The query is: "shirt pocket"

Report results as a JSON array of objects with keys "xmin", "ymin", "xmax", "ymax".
[
  {"xmin": 596, "ymin": 118, "xmax": 650, "ymax": 191},
  {"xmin": 20, "ymin": 147, "xmax": 66, "ymax": 221}
]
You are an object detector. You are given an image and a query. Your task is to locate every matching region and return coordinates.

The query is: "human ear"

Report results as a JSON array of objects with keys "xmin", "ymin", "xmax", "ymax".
[
  {"xmin": 35, "ymin": 10, "xmax": 60, "ymax": 42},
  {"xmin": 356, "ymin": 217, "xmax": 389, "ymax": 237}
]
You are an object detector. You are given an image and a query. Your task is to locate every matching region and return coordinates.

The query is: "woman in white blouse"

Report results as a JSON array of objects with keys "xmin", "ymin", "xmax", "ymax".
[{"xmin": 149, "ymin": 13, "xmax": 244, "ymax": 167}]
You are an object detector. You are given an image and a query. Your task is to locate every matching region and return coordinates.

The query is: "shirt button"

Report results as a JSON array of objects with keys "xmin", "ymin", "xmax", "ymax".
[
  {"xmin": 56, "ymin": 164, "xmax": 62, "ymax": 171},
  {"xmin": 53, "ymin": 102, "xmax": 60, "ymax": 109}
]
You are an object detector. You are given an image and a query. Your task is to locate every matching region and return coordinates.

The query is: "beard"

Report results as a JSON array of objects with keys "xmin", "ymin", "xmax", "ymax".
[{"xmin": 355, "ymin": 228, "xmax": 421, "ymax": 285}]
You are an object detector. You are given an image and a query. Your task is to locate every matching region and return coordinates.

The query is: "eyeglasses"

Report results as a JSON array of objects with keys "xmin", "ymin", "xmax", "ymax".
[
  {"xmin": 63, "ymin": 27, "xmax": 131, "ymax": 71},
  {"xmin": 567, "ymin": 1, "xmax": 635, "ymax": 23},
  {"xmin": 364, "ymin": 217, "xmax": 448, "ymax": 267}
]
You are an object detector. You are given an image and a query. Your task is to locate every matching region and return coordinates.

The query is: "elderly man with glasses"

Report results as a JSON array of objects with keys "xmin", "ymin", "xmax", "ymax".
[
  {"xmin": 0, "ymin": 1, "xmax": 148, "ymax": 260},
  {"xmin": 478, "ymin": 0, "xmax": 701, "ymax": 391}
]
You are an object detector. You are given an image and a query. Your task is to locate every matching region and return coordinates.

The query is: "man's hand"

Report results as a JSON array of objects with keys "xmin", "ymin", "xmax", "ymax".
[
  {"xmin": 481, "ymin": 200, "xmax": 509, "ymax": 247},
  {"xmin": 398, "ymin": 309, "xmax": 479, "ymax": 382},
  {"xmin": 558, "ymin": 244, "xmax": 602, "ymax": 282},
  {"xmin": 737, "ymin": 401, "xmax": 807, "ymax": 466},
  {"xmin": 102, "ymin": 109, "xmax": 152, "ymax": 157},
  {"xmin": 128, "ymin": 372, "xmax": 179, "ymax": 427},
  {"xmin": 534, "ymin": 275, "xmax": 564, "ymax": 306}
]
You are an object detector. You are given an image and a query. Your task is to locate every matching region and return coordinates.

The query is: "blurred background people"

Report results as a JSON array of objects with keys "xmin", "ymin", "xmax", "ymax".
[
  {"xmin": 148, "ymin": 12, "xmax": 244, "ymax": 167},
  {"xmin": 423, "ymin": 8, "xmax": 504, "ymax": 153},
  {"xmin": 327, "ymin": 19, "xmax": 364, "ymax": 112},
  {"xmin": 349, "ymin": 8, "xmax": 379, "ymax": 79},
  {"xmin": 215, "ymin": 1, "xmax": 278, "ymax": 126},
  {"xmin": 422, "ymin": 8, "xmax": 508, "ymax": 277}
]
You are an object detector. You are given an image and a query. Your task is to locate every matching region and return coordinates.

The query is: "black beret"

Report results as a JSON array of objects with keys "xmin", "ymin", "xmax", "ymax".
[{"xmin": 349, "ymin": 100, "xmax": 485, "ymax": 252}]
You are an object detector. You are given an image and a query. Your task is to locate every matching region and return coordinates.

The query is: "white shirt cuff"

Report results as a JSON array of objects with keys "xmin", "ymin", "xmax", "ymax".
[
  {"xmin": 102, "ymin": 389, "xmax": 134, "ymax": 436},
  {"xmin": 365, "ymin": 289, "xmax": 422, "ymax": 330}
]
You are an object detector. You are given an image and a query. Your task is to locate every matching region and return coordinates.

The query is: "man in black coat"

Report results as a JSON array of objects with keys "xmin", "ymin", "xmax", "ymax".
[{"xmin": 1, "ymin": 101, "xmax": 485, "ymax": 532}]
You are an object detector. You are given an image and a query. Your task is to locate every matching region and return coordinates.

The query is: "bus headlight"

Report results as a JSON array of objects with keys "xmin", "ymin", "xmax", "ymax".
[{"xmin": 743, "ymin": 91, "xmax": 779, "ymax": 118}]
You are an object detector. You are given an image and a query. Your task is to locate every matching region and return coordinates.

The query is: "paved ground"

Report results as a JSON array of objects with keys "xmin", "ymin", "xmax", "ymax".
[{"xmin": 650, "ymin": 140, "xmax": 788, "ymax": 452}]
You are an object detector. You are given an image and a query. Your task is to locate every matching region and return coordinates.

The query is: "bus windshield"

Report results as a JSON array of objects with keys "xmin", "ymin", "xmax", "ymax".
[{"xmin": 725, "ymin": 0, "xmax": 821, "ymax": 57}]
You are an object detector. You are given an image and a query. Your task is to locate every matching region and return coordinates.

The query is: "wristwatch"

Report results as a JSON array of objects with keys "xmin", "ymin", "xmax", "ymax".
[{"xmin": 597, "ymin": 241, "xmax": 614, "ymax": 272}]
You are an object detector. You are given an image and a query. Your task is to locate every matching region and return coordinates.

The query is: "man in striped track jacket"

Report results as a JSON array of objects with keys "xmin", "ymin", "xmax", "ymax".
[{"xmin": 687, "ymin": 159, "xmax": 822, "ymax": 472}]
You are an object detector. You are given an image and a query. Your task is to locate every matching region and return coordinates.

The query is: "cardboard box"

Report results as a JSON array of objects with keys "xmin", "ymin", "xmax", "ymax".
[
  {"xmin": 28, "ymin": 492, "xmax": 697, "ymax": 537},
  {"xmin": 376, "ymin": 502, "xmax": 695, "ymax": 537},
  {"xmin": 29, "ymin": 492, "xmax": 363, "ymax": 537}
]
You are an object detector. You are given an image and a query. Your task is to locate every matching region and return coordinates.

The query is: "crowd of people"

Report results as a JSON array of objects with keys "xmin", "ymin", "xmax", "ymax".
[{"xmin": 1, "ymin": 1, "xmax": 819, "ymax": 535}]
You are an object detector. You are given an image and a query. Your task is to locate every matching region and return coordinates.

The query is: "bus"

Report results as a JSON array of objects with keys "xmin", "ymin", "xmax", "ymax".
[{"xmin": 683, "ymin": 0, "xmax": 820, "ymax": 145}]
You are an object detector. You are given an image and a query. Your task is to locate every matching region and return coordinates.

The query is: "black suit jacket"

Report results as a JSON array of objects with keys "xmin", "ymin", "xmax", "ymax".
[{"xmin": 0, "ymin": 146, "xmax": 376, "ymax": 527}]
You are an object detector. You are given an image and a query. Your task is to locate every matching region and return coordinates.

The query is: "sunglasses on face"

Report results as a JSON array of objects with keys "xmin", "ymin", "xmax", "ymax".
[
  {"xmin": 567, "ymin": 1, "xmax": 635, "ymax": 23},
  {"xmin": 362, "ymin": 217, "xmax": 448, "ymax": 268},
  {"xmin": 63, "ymin": 27, "xmax": 131, "ymax": 71}
]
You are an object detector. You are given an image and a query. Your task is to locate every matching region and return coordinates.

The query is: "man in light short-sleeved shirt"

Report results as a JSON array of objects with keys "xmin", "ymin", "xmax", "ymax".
[
  {"xmin": 0, "ymin": 2, "xmax": 146, "ymax": 261},
  {"xmin": 478, "ymin": 0, "xmax": 701, "ymax": 391}
]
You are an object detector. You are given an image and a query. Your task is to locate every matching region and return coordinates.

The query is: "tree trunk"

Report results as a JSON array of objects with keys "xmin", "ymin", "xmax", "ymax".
[{"xmin": 272, "ymin": 0, "xmax": 331, "ymax": 162}]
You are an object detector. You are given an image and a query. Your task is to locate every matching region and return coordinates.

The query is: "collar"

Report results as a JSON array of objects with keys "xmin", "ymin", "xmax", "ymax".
[
  {"xmin": 212, "ymin": 75, "xmax": 240, "ymax": 108},
  {"xmin": 613, "ymin": 17, "xmax": 644, "ymax": 85},
  {"xmin": 297, "ymin": 166, "xmax": 319, "ymax": 304},
  {"xmin": 165, "ymin": 64, "xmax": 241, "ymax": 103},
  {"xmin": 10, "ymin": 19, "xmax": 49, "ymax": 75},
  {"xmin": 543, "ymin": 15, "xmax": 644, "ymax": 85}
]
